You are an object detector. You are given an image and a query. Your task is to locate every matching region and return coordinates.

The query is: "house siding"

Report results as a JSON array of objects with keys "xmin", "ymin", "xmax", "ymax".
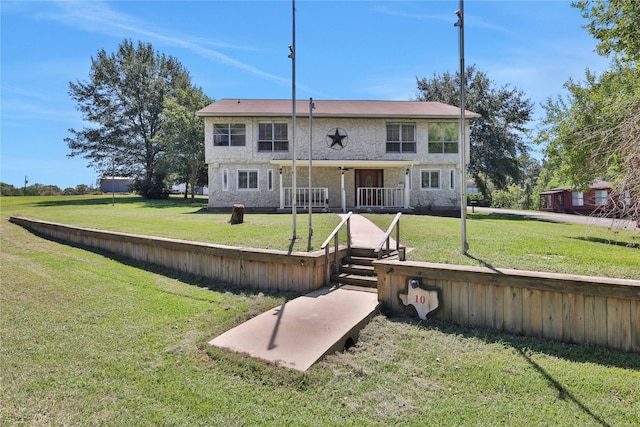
[
  {"xmin": 201, "ymin": 101, "xmax": 473, "ymax": 212},
  {"xmin": 540, "ymin": 183, "xmax": 611, "ymax": 215}
]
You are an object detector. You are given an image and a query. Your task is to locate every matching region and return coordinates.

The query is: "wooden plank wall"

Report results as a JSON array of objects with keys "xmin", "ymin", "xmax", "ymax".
[
  {"xmin": 10, "ymin": 216, "xmax": 327, "ymax": 294},
  {"xmin": 11, "ymin": 216, "xmax": 640, "ymax": 353},
  {"xmin": 375, "ymin": 260, "xmax": 640, "ymax": 353}
]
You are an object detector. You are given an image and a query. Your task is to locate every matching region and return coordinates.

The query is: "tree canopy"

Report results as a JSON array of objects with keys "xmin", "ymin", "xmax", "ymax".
[
  {"xmin": 573, "ymin": 0, "xmax": 640, "ymax": 64},
  {"xmin": 537, "ymin": 1, "xmax": 639, "ymax": 222},
  {"xmin": 162, "ymin": 87, "xmax": 213, "ymax": 199},
  {"xmin": 66, "ymin": 39, "xmax": 193, "ymax": 196},
  {"xmin": 416, "ymin": 65, "xmax": 534, "ymax": 198}
]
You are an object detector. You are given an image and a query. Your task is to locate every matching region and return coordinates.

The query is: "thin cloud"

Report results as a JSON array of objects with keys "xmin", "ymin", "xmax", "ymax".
[
  {"xmin": 374, "ymin": 4, "xmax": 512, "ymax": 35},
  {"xmin": 465, "ymin": 14, "xmax": 513, "ymax": 34},
  {"xmin": 38, "ymin": 1, "xmax": 290, "ymax": 86},
  {"xmin": 374, "ymin": 5, "xmax": 451, "ymax": 23},
  {"xmin": 2, "ymin": 98, "xmax": 82, "ymax": 126}
]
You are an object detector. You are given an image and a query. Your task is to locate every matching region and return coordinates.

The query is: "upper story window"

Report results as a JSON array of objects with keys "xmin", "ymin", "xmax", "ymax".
[
  {"xmin": 386, "ymin": 122, "xmax": 416, "ymax": 153},
  {"xmin": 428, "ymin": 122, "xmax": 458, "ymax": 154},
  {"xmin": 214, "ymin": 124, "xmax": 246, "ymax": 146},
  {"xmin": 258, "ymin": 123, "xmax": 288, "ymax": 152}
]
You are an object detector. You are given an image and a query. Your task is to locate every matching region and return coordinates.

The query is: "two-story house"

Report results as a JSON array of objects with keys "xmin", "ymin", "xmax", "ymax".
[{"xmin": 196, "ymin": 99, "xmax": 478, "ymax": 213}]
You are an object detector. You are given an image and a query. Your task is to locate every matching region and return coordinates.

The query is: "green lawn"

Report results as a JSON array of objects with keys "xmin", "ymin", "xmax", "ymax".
[
  {"xmin": 1, "ymin": 195, "xmax": 639, "ymax": 425},
  {"xmin": 366, "ymin": 211, "xmax": 639, "ymax": 280},
  {"xmin": 1, "ymin": 195, "xmax": 340, "ymax": 252},
  {"xmin": 3, "ymin": 195, "xmax": 638, "ymax": 279}
]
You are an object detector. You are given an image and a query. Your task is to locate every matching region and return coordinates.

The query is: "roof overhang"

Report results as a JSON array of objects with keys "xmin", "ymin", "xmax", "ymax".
[
  {"xmin": 197, "ymin": 99, "xmax": 481, "ymax": 119},
  {"xmin": 539, "ymin": 189, "xmax": 566, "ymax": 195},
  {"xmin": 270, "ymin": 160, "xmax": 419, "ymax": 168}
]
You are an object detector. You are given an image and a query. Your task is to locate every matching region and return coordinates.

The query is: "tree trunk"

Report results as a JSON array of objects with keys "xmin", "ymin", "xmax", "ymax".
[{"xmin": 190, "ymin": 161, "xmax": 198, "ymax": 200}]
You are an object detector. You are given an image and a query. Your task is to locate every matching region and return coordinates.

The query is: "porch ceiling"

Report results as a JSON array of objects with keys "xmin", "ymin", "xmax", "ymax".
[{"xmin": 269, "ymin": 160, "xmax": 416, "ymax": 168}]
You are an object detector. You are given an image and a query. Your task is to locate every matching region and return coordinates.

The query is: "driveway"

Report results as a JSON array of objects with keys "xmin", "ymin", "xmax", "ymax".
[{"xmin": 470, "ymin": 207, "xmax": 638, "ymax": 231}]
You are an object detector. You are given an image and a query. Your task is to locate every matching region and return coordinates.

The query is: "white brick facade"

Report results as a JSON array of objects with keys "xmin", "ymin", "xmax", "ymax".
[{"xmin": 197, "ymin": 100, "xmax": 476, "ymax": 212}]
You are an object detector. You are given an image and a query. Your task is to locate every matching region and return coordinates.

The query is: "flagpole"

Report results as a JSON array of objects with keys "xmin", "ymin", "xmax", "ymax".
[
  {"xmin": 308, "ymin": 97, "xmax": 315, "ymax": 239},
  {"xmin": 455, "ymin": 0, "xmax": 469, "ymax": 254},
  {"xmin": 289, "ymin": 0, "xmax": 297, "ymax": 240}
]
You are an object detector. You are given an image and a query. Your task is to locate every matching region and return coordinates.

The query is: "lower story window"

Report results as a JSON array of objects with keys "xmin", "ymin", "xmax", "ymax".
[
  {"xmin": 238, "ymin": 170, "xmax": 258, "ymax": 190},
  {"xmin": 222, "ymin": 169, "xmax": 229, "ymax": 191},
  {"xmin": 267, "ymin": 169, "xmax": 274, "ymax": 191},
  {"xmin": 572, "ymin": 191, "xmax": 584, "ymax": 206},
  {"xmin": 421, "ymin": 169, "xmax": 440, "ymax": 190},
  {"xmin": 595, "ymin": 190, "xmax": 608, "ymax": 206}
]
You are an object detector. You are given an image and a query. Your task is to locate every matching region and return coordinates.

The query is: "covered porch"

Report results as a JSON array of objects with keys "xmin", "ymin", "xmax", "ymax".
[{"xmin": 271, "ymin": 160, "xmax": 415, "ymax": 212}]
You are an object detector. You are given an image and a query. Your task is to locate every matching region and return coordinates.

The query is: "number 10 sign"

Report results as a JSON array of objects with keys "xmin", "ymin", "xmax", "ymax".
[{"xmin": 398, "ymin": 279, "xmax": 440, "ymax": 320}]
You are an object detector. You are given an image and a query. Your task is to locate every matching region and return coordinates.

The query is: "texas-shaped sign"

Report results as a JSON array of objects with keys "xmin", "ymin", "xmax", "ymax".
[{"xmin": 398, "ymin": 279, "xmax": 439, "ymax": 320}]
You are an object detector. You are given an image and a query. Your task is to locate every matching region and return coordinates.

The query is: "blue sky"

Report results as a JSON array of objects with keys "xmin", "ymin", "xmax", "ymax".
[{"xmin": 1, "ymin": 0, "xmax": 609, "ymax": 189}]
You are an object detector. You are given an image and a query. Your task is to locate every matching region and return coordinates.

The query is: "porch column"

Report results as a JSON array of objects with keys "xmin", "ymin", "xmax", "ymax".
[
  {"xmin": 279, "ymin": 168, "xmax": 284, "ymax": 209},
  {"xmin": 340, "ymin": 167, "xmax": 346, "ymax": 213},
  {"xmin": 404, "ymin": 168, "xmax": 411, "ymax": 209}
]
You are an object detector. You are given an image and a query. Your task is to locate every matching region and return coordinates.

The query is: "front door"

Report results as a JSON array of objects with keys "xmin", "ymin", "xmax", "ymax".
[{"xmin": 356, "ymin": 169, "xmax": 383, "ymax": 206}]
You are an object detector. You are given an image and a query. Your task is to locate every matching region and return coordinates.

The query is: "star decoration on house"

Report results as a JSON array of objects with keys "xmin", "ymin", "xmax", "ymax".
[{"xmin": 326, "ymin": 128, "xmax": 348, "ymax": 150}]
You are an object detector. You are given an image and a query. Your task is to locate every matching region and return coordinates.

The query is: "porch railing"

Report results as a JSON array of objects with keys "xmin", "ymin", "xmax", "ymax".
[
  {"xmin": 357, "ymin": 187, "xmax": 405, "ymax": 208},
  {"xmin": 282, "ymin": 187, "xmax": 329, "ymax": 209}
]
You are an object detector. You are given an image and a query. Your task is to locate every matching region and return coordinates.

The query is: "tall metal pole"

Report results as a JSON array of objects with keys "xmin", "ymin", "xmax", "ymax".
[
  {"xmin": 290, "ymin": 0, "xmax": 297, "ymax": 240},
  {"xmin": 455, "ymin": 0, "xmax": 469, "ymax": 253},
  {"xmin": 111, "ymin": 157, "xmax": 115, "ymax": 206},
  {"xmin": 308, "ymin": 97, "xmax": 314, "ymax": 238}
]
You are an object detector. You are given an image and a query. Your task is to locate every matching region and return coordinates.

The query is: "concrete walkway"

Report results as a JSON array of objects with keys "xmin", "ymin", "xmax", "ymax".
[
  {"xmin": 208, "ymin": 214, "xmax": 386, "ymax": 372},
  {"xmin": 341, "ymin": 213, "xmax": 397, "ymax": 249},
  {"xmin": 209, "ymin": 286, "xmax": 378, "ymax": 372}
]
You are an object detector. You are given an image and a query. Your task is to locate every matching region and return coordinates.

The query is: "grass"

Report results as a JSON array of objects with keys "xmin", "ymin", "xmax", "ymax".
[
  {"xmin": 365, "ymin": 211, "xmax": 640, "ymax": 280},
  {"xmin": 3, "ymin": 195, "xmax": 638, "ymax": 279},
  {"xmin": 2, "ymin": 195, "xmax": 639, "ymax": 425},
  {"xmin": 1, "ymin": 195, "xmax": 341, "ymax": 252}
]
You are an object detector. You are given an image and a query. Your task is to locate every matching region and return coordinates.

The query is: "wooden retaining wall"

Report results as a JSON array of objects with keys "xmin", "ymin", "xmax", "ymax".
[
  {"xmin": 10, "ymin": 216, "xmax": 327, "ymax": 294},
  {"xmin": 11, "ymin": 216, "xmax": 640, "ymax": 353},
  {"xmin": 375, "ymin": 260, "xmax": 640, "ymax": 353}
]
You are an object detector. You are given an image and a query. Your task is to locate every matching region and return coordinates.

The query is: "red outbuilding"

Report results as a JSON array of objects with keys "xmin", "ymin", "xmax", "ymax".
[{"xmin": 539, "ymin": 180, "xmax": 611, "ymax": 215}]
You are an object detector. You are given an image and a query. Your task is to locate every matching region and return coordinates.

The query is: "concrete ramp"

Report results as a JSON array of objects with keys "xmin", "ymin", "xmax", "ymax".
[{"xmin": 209, "ymin": 286, "xmax": 379, "ymax": 372}]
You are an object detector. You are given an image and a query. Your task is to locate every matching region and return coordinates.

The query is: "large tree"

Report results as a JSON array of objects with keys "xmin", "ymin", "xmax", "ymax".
[
  {"xmin": 66, "ymin": 39, "xmax": 192, "ymax": 196},
  {"xmin": 538, "ymin": 65, "xmax": 639, "ymax": 220},
  {"xmin": 573, "ymin": 0, "xmax": 640, "ymax": 64},
  {"xmin": 162, "ymin": 87, "xmax": 213, "ymax": 199},
  {"xmin": 416, "ymin": 66, "xmax": 534, "ymax": 198},
  {"xmin": 537, "ymin": 1, "xmax": 639, "ymax": 222}
]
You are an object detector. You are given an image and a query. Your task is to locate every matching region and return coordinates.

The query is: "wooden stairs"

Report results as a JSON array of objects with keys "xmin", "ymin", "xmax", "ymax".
[{"xmin": 331, "ymin": 247, "xmax": 397, "ymax": 289}]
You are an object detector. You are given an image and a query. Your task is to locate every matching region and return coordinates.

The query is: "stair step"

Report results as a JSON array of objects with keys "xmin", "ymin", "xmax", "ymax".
[
  {"xmin": 341, "ymin": 264, "xmax": 376, "ymax": 277},
  {"xmin": 332, "ymin": 272, "xmax": 378, "ymax": 288},
  {"xmin": 344, "ymin": 255, "xmax": 376, "ymax": 266},
  {"xmin": 348, "ymin": 250, "xmax": 399, "ymax": 262},
  {"xmin": 350, "ymin": 247, "xmax": 377, "ymax": 258}
]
